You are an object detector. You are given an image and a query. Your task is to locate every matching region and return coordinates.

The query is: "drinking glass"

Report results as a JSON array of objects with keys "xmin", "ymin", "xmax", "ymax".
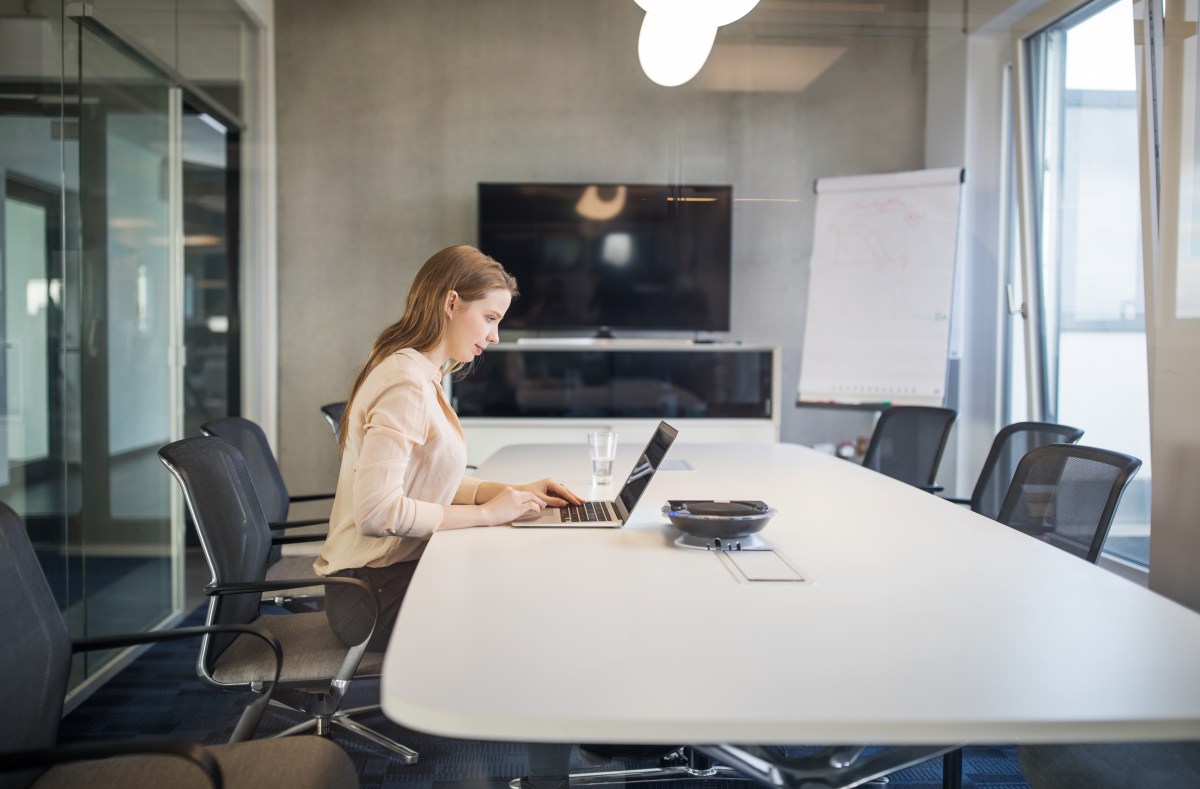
[{"xmin": 587, "ymin": 431, "xmax": 618, "ymax": 486}]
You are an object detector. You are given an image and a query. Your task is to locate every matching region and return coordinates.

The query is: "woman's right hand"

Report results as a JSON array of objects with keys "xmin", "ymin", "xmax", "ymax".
[{"xmin": 482, "ymin": 486, "xmax": 547, "ymax": 525}]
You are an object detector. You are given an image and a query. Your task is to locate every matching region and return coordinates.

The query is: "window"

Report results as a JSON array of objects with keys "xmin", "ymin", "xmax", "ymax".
[{"xmin": 1021, "ymin": 0, "xmax": 1151, "ymax": 565}]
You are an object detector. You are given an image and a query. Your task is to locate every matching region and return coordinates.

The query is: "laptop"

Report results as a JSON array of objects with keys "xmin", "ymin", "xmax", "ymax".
[{"xmin": 512, "ymin": 421, "xmax": 679, "ymax": 527}]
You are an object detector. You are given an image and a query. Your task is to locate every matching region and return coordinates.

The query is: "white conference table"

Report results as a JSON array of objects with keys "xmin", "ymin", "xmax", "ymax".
[{"xmin": 381, "ymin": 441, "xmax": 1200, "ymax": 782}]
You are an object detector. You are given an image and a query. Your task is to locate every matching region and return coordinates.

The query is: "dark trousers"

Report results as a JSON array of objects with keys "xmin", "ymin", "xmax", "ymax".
[{"xmin": 325, "ymin": 560, "xmax": 419, "ymax": 651}]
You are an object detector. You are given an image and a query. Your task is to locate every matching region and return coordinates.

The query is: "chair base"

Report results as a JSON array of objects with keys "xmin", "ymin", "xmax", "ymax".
[
  {"xmin": 693, "ymin": 743, "xmax": 959, "ymax": 789},
  {"xmin": 512, "ymin": 747, "xmax": 742, "ymax": 787},
  {"xmin": 269, "ymin": 701, "xmax": 419, "ymax": 764}
]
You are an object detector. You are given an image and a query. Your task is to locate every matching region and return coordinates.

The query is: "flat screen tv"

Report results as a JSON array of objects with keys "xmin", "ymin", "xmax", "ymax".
[{"xmin": 477, "ymin": 183, "xmax": 732, "ymax": 332}]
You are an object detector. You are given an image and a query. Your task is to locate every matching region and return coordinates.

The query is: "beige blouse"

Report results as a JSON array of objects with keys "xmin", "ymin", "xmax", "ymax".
[{"xmin": 314, "ymin": 348, "xmax": 482, "ymax": 575}]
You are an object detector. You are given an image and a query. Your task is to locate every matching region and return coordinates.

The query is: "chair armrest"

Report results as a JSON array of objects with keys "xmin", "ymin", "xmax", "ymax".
[
  {"xmin": 915, "ymin": 483, "xmax": 945, "ymax": 494},
  {"xmin": 72, "ymin": 623, "xmax": 283, "ymax": 738},
  {"xmin": 0, "ymin": 739, "xmax": 222, "ymax": 788},
  {"xmin": 288, "ymin": 492, "xmax": 334, "ymax": 503},
  {"xmin": 272, "ymin": 533, "xmax": 327, "ymax": 545},
  {"xmin": 205, "ymin": 576, "xmax": 372, "ymax": 599},
  {"xmin": 268, "ymin": 517, "xmax": 328, "ymax": 530},
  {"xmin": 72, "ymin": 624, "xmax": 284, "ymax": 744},
  {"xmin": 941, "ymin": 496, "xmax": 970, "ymax": 506}
]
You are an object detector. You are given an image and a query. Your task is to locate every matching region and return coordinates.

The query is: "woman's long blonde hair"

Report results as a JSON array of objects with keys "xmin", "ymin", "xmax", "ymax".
[{"xmin": 339, "ymin": 245, "xmax": 518, "ymax": 449}]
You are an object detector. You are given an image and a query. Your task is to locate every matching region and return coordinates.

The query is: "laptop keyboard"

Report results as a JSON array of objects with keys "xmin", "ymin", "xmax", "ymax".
[{"xmin": 560, "ymin": 501, "xmax": 615, "ymax": 523}]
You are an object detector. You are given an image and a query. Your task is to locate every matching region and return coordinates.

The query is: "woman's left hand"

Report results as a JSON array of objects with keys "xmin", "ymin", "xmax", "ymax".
[{"xmin": 515, "ymin": 478, "xmax": 584, "ymax": 507}]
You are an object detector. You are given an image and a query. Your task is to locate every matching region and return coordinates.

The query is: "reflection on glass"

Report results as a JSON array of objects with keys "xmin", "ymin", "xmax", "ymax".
[
  {"xmin": 182, "ymin": 112, "xmax": 234, "ymax": 440},
  {"xmin": 0, "ymin": 12, "xmax": 73, "ymax": 646},
  {"xmin": 75, "ymin": 25, "xmax": 179, "ymax": 681},
  {"xmin": 5, "ymin": 197, "xmax": 52, "ymax": 464},
  {"xmin": 2, "ymin": 1, "xmax": 255, "ymax": 695}
]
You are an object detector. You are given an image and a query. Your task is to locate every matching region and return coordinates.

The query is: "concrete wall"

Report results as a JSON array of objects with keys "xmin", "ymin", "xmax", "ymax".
[
  {"xmin": 924, "ymin": 0, "xmax": 1012, "ymax": 497},
  {"xmin": 274, "ymin": 0, "xmax": 930, "ymax": 492}
]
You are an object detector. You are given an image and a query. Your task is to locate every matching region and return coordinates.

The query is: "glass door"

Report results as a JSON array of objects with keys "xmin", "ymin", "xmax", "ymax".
[
  {"xmin": 1019, "ymin": 0, "xmax": 1151, "ymax": 565},
  {"xmin": 68, "ymin": 20, "xmax": 183, "ymax": 679}
]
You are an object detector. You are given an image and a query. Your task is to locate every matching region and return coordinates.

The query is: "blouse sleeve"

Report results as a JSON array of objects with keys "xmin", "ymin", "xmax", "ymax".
[
  {"xmin": 350, "ymin": 376, "xmax": 446, "ymax": 538},
  {"xmin": 454, "ymin": 476, "xmax": 484, "ymax": 505}
]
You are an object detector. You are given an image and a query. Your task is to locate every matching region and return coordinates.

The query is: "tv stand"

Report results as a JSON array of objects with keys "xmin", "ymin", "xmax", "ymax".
[{"xmin": 449, "ymin": 341, "xmax": 780, "ymax": 466}]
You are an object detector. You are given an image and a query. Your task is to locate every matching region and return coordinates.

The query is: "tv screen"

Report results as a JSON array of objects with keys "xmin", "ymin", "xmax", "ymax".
[{"xmin": 477, "ymin": 183, "xmax": 732, "ymax": 332}]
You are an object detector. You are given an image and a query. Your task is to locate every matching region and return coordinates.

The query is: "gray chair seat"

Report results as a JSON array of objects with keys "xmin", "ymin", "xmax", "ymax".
[
  {"xmin": 32, "ymin": 735, "xmax": 358, "ymax": 789},
  {"xmin": 211, "ymin": 611, "xmax": 385, "ymax": 685}
]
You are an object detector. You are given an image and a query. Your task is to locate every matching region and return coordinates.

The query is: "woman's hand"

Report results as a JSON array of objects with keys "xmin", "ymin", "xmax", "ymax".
[
  {"xmin": 514, "ymin": 478, "xmax": 584, "ymax": 508},
  {"xmin": 481, "ymin": 486, "xmax": 548, "ymax": 525}
]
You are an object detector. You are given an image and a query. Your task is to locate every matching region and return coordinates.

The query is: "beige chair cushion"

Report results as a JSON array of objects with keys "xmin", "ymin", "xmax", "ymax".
[
  {"xmin": 34, "ymin": 735, "xmax": 358, "ymax": 789},
  {"xmin": 209, "ymin": 612, "xmax": 385, "ymax": 685}
]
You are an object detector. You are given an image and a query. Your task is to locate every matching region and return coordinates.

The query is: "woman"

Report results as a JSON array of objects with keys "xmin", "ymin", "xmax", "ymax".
[{"xmin": 315, "ymin": 245, "xmax": 582, "ymax": 649}]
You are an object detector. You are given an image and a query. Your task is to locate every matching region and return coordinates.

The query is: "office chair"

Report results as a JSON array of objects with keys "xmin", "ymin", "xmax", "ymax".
[
  {"xmin": 0, "ymin": 500, "xmax": 360, "ymax": 789},
  {"xmin": 320, "ymin": 401, "xmax": 346, "ymax": 443},
  {"xmin": 158, "ymin": 436, "xmax": 418, "ymax": 763},
  {"xmin": 996, "ymin": 443, "xmax": 1141, "ymax": 564},
  {"xmin": 200, "ymin": 416, "xmax": 331, "ymax": 604},
  {"xmin": 1003, "ymin": 447, "xmax": 1186, "ymax": 789},
  {"xmin": 861, "ymin": 406, "xmax": 957, "ymax": 492},
  {"xmin": 945, "ymin": 421, "xmax": 1085, "ymax": 520}
]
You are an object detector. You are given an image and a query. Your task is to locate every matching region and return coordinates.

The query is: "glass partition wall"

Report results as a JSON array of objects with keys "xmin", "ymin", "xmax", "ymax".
[
  {"xmin": 71, "ymin": 21, "xmax": 181, "ymax": 681},
  {"xmin": 0, "ymin": 0, "xmax": 254, "ymax": 698}
]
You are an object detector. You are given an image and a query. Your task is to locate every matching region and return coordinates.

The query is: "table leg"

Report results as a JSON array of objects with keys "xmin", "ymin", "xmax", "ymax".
[
  {"xmin": 942, "ymin": 748, "xmax": 963, "ymax": 789},
  {"xmin": 525, "ymin": 743, "xmax": 573, "ymax": 788}
]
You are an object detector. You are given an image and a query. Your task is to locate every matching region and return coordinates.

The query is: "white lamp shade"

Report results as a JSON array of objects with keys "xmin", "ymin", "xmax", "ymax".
[
  {"xmin": 633, "ymin": 0, "xmax": 761, "ymax": 28},
  {"xmin": 638, "ymin": 12, "xmax": 717, "ymax": 87}
]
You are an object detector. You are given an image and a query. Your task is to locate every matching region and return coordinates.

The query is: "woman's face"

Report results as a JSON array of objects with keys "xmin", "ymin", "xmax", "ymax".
[{"xmin": 444, "ymin": 288, "xmax": 511, "ymax": 364}]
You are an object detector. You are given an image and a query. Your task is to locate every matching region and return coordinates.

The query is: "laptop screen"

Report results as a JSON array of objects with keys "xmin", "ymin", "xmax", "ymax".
[{"xmin": 616, "ymin": 421, "xmax": 679, "ymax": 518}]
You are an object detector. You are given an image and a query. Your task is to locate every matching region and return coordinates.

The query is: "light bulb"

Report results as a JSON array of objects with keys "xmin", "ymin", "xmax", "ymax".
[
  {"xmin": 637, "ymin": 12, "xmax": 717, "ymax": 87},
  {"xmin": 633, "ymin": 0, "xmax": 761, "ymax": 28}
]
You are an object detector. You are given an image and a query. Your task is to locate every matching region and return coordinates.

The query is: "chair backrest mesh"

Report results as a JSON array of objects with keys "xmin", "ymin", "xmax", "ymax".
[
  {"xmin": 200, "ymin": 417, "xmax": 289, "ymax": 523},
  {"xmin": 321, "ymin": 401, "xmax": 346, "ymax": 442},
  {"xmin": 862, "ymin": 406, "xmax": 957, "ymax": 487},
  {"xmin": 0, "ymin": 501, "xmax": 70, "ymax": 786},
  {"xmin": 159, "ymin": 437, "xmax": 273, "ymax": 666},
  {"xmin": 970, "ymin": 422, "xmax": 1084, "ymax": 520},
  {"xmin": 997, "ymin": 444, "xmax": 1141, "ymax": 563}
]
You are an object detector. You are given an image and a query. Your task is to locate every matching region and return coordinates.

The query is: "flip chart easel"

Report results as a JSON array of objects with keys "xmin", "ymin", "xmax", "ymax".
[{"xmin": 797, "ymin": 167, "xmax": 964, "ymax": 409}]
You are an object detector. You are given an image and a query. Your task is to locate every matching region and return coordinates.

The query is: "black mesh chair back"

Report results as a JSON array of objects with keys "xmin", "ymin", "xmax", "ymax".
[
  {"xmin": 159, "ymin": 436, "xmax": 274, "ymax": 666},
  {"xmin": 200, "ymin": 416, "xmax": 295, "ymax": 567},
  {"xmin": 997, "ymin": 444, "xmax": 1141, "ymax": 564},
  {"xmin": 321, "ymin": 401, "xmax": 346, "ymax": 442},
  {"xmin": 0, "ymin": 501, "xmax": 71, "ymax": 787},
  {"xmin": 200, "ymin": 416, "xmax": 290, "ymax": 523},
  {"xmin": 862, "ymin": 406, "xmax": 957, "ymax": 489},
  {"xmin": 970, "ymin": 421, "xmax": 1085, "ymax": 520}
]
